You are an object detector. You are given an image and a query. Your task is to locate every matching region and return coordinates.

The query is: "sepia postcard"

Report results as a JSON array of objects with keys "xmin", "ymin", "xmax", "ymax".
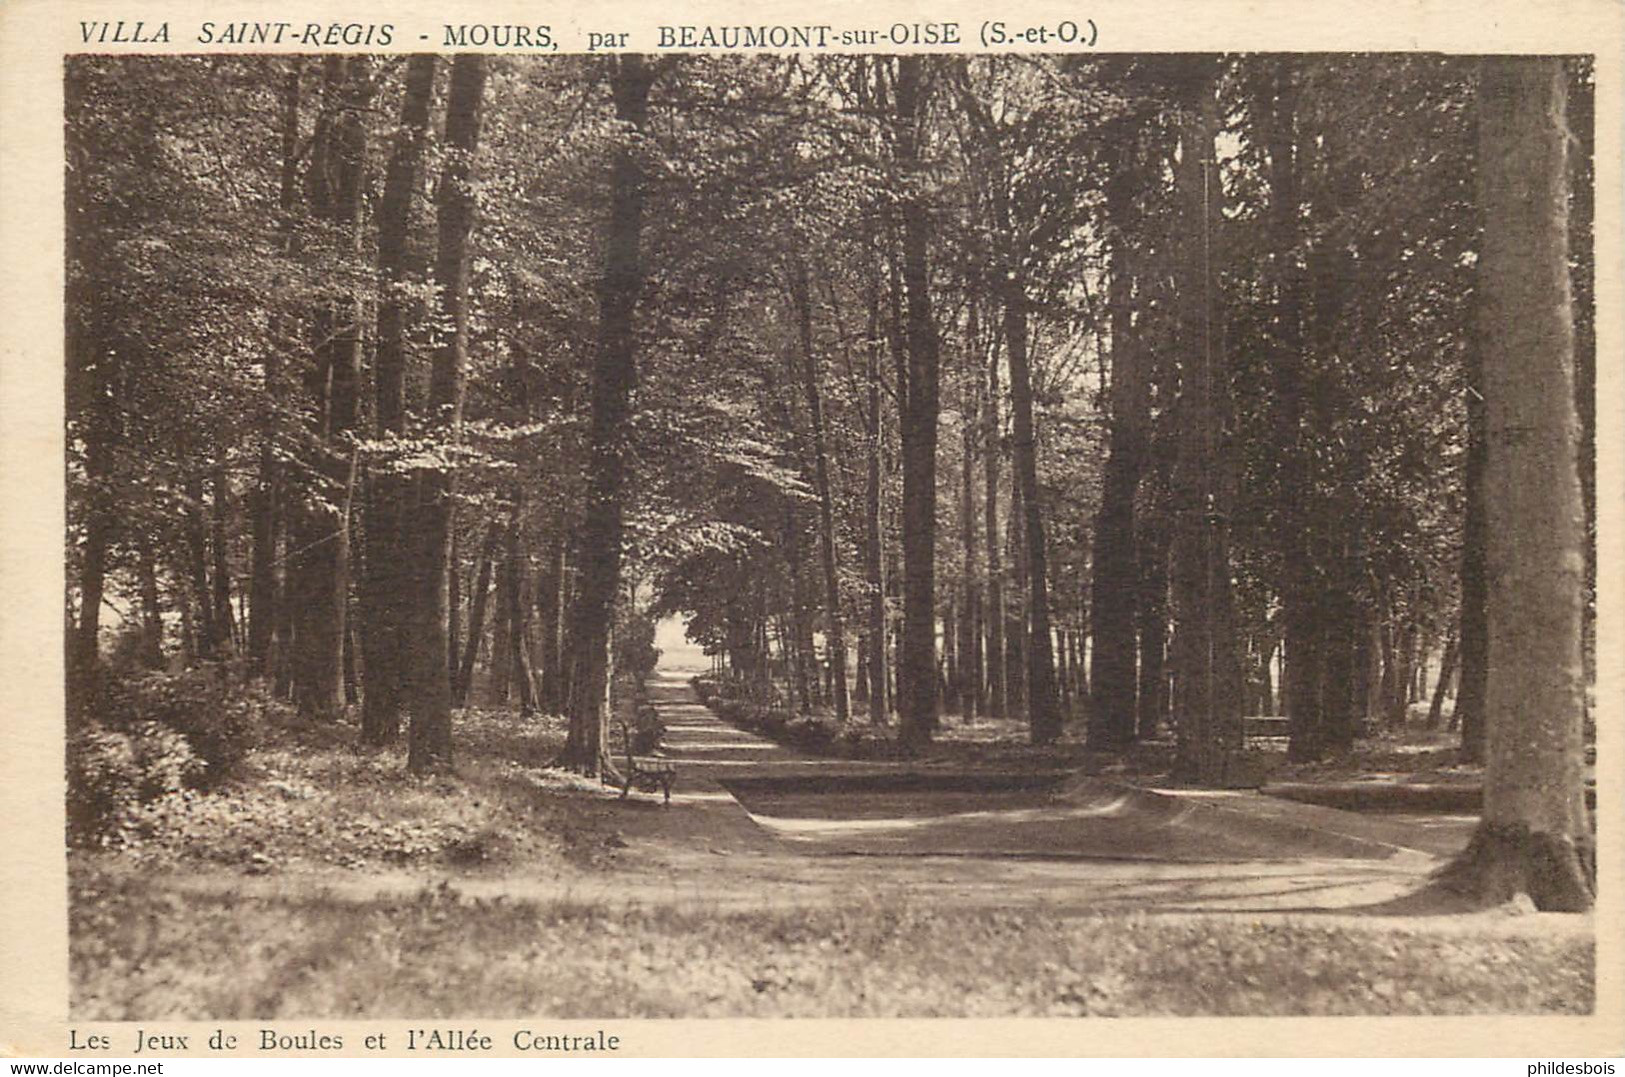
[{"xmin": 2, "ymin": 0, "xmax": 1622, "ymax": 1060}]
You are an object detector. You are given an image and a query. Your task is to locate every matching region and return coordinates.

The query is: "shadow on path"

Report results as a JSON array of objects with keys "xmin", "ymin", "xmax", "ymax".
[{"xmin": 606, "ymin": 673, "xmax": 1540, "ymax": 925}]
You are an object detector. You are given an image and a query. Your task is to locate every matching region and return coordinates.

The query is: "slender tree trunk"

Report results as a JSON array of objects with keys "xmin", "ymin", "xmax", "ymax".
[
  {"xmin": 505, "ymin": 495, "xmax": 537, "ymax": 716},
  {"xmin": 185, "ymin": 472, "xmax": 215, "ymax": 659},
  {"xmin": 249, "ymin": 63, "xmax": 296, "ymax": 668},
  {"xmin": 290, "ymin": 57, "xmax": 367, "ymax": 718},
  {"xmin": 1457, "ymin": 284, "xmax": 1490, "ymax": 761},
  {"xmin": 557, "ymin": 55, "xmax": 652, "ymax": 776},
  {"xmin": 1321, "ymin": 545, "xmax": 1358, "ymax": 753},
  {"xmin": 537, "ymin": 531, "xmax": 566, "ymax": 712},
  {"xmin": 1137, "ymin": 498, "xmax": 1170, "ymax": 740},
  {"xmin": 210, "ymin": 459, "xmax": 234, "ymax": 653},
  {"xmin": 362, "ymin": 52, "xmax": 436, "ymax": 744},
  {"xmin": 456, "ymin": 521, "xmax": 499, "ymax": 706},
  {"xmin": 491, "ymin": 560, "xmax": 513, "ymax": 702},
  {"xmin": 789, "ymin": 257, "xmax": 849, "ymax": 722},
  {"xmin": 864, "ymin": 280, "xmax": 889, "ymax": 723},
  {"xmin": 1004, "ymin": 284, "xmax": 1059, "ymax": 743},
  {"xmin": 1005, "ymin": 480, "xmax": 1027, "ymax": 716},
  {"xmin": 1262, "ymin": 60, "xmax": 1326, "ymax": 763},
  {"xmin": 1427, "ymin": 631, "xmax": 1459, "ymax": 729},
  {"xmin": 407, "ymin": 53, "xmax": 485, "ymax": 771},
  {"xmin": 984, "ymin": 328, "xmax": 1006, "ymax": 720},
  {"xmin": 892, "ymin": 56, "xmax": 941, "ymax": 748},
  {"xmin": 135, "ymin": 535, "xmax": 164, "ymax": 669},
  {"xmin": 1441, "ymin": 57, "xmax": 1591, "ymax": 910},
  {"xmin": 959, "ymin": 306, "xmax": 983, "ymax": 719},
  {"xmin": 448, "ymin": 527, "xmax": 462, "ymax": 689}
]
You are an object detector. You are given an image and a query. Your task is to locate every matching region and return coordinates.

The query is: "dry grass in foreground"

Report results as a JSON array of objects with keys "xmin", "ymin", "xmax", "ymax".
[{"xmin": 71, "ymin": 869, "xmax": 1592, "ymax": 1020}]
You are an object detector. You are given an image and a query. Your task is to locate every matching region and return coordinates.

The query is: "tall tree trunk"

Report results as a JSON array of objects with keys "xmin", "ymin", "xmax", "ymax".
[
  {"xmin": 789, "ymin": 257, "xmax": 849, "ymax": 722},
  {"xmin": 892, "ymin": 56, "xmax": 941, "ymax": 748},
  {"xmin": 250, "ymin": 66, "xmax": 301, "ymax": 674},
  {"xmin": 1441, "ymin": 57, "xmax": 1591, "ymax": 911},
  {"xmin": 210, "ymin": 459, "xmax": 234, "ymax": 653},
  {"xmin": 135, "ymin": 535, "xmax": 164, "ymax": 669},
  {"xmin": 1168, "ymin": 59, "xmax": 1244, "ymax": 783},
  {"xmin": 1136, "ymin": 501, "xmax": 1171, "ymax": 741},
  {"xmin": 455, "ymin": 521, "xmax": 499, "ymax": 707},
  {"xmin": 363, "ymin": 53, "xmax": 436, "ymax": 744},
  {"xmin": 291, "ymin": 57, "xmax": 367, "ymax": 718},
  {"xmin": 959, "ymin": 302, "xmax": 983, "ymax": 719},
  {"xmin": 448, "ymin": 527, "xmax": 462, "ymax": 689},
  {"xmin": 1427, "ymin": 630, "xmax": 1459, "ymax": 729},
  {"xmin": 557, "ymin": 55, "xmax": 652, "ymax": 776},
  {"xmin": 1003, "ymin": 280, "xmax": 1059, "ymax": 743},
  {"xmin": 65, "ymin": 67, "xmax": 134, "ymax": 685},
  {"xmin": 491, "ymin": 560, "xmax": 513, "ymax": 702},
  {"xmin": 505, "ymin": 495, "xmax": 537, "ymax": 716},
  {"xmin": 1320, "ymin": 543, "xmax": 1358, "ymax": 753},
  {"xmin": 863, "ymin": 279, "xmax": 889, "ymax": 723},
  {"xmin": 1263, "ymin": 59, "xmax": 1327, "ymax": 763},
  {"xmin": 1088, "ymin": 132, "xmax": 1149, "ymax": 749},
  {"xmin": 184, "ymin": 471, "xmax": 215, "ymax": 659},
  {"xmin": 537, "ymin": 531, "xmax": 566, "ymax": 712},
  {"xmin": 1004, "ymin": 479, "xmax": 1027, "ymax": 716},
  {"xmin": 1456, "ymin": 286, "xmax": 1490, "ymax": 761},
  {"xmin": 407, "ymin": 53, "xmax": 485, "ymax": 771},
  {"xmin": 983, "ymin": 326, "xmax": 1006, "ymax": 720}
]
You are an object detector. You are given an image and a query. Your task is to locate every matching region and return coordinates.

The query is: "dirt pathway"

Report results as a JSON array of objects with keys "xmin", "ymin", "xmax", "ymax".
[
  {"xmin": 578, "ymin": 674, "xmax": 1581, "ymax": 932},
  {"xmin": 119, "ymin": 673, "xmax": 1587, "ymax": 937}
]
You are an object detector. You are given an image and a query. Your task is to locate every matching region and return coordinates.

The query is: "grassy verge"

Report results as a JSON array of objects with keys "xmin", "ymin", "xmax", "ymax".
[
  {"xmin": 91, "ymin": 705, "xmax": 630, "ymax": 875},
  {"xmin": 72, "ymin": 868, "xmax": 1592, "ymax": 1019}
]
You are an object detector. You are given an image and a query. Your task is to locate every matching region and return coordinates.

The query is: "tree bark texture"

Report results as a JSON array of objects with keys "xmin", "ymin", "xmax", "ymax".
[
  {"xmin": 407, "ymin": 53, "xmax": 485, "ymax": 772},
  {"xmin": 1440, "ymin": 57, "xmax": 1592, "ymax": 911},
  {"xmin": 558, "ymin": 54, "xmax": 652, "ymax": 776}
]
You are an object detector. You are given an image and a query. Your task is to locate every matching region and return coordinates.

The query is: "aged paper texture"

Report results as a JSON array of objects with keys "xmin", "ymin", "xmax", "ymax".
[{"xmin": 3, "ymin": 0, "xmax": 1622, "ymax": 1058}]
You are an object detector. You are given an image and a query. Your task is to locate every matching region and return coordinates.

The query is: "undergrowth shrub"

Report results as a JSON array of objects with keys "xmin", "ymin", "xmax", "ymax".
[
  {"xmin": 66, "ymin": 659, "xmax": 295, "ymax": 847},
  {"xmin": 120, "ymin": 662, "xmax": 285, "ymax": 783},
  {"xmin": 66, "ymin": 725, "xmax": 141, "ymax": 848},
  {"xmin": 693, "ymin": 674, "xmax": 890, "ymax": 758}
]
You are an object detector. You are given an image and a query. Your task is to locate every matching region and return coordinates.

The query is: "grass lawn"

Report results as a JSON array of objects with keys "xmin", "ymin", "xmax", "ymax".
[
  {"xmin": 71, "ymin": 869, "xmax": 1592, "ymax": 1018},
  {"xmin": 69, "ymin": 687, "xmax": 1593, "ymax": 1020}
]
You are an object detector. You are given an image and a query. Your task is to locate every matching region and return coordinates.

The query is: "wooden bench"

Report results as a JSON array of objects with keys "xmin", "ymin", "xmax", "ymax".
[{"xmin": 617, "ymin": 721, "xmax": 675, "ymax": 805}]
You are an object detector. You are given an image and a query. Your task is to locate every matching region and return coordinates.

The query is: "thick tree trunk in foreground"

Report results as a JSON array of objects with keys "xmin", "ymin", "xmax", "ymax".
[
  {"xmin": 1088, "ymin": 134, "xmax": 1149, "ymax": 749},
  {"xmin": 893, "ymin": 56, "xmax": 942, "ymax": 748},
  {"xmin": 558, "ymin": 55, "xmax": 652, "ymax": 776},
  {"xmin": 1440, "ymin": 57, "xmax": 1592, "ymax": 911},
  {"xmin": 408, "ymin": 53, "xmax": 485, "ymax": 772},
  {"xmin": 1168, "ymin": 61, "xmax": 1244, "ymax": 783}
]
